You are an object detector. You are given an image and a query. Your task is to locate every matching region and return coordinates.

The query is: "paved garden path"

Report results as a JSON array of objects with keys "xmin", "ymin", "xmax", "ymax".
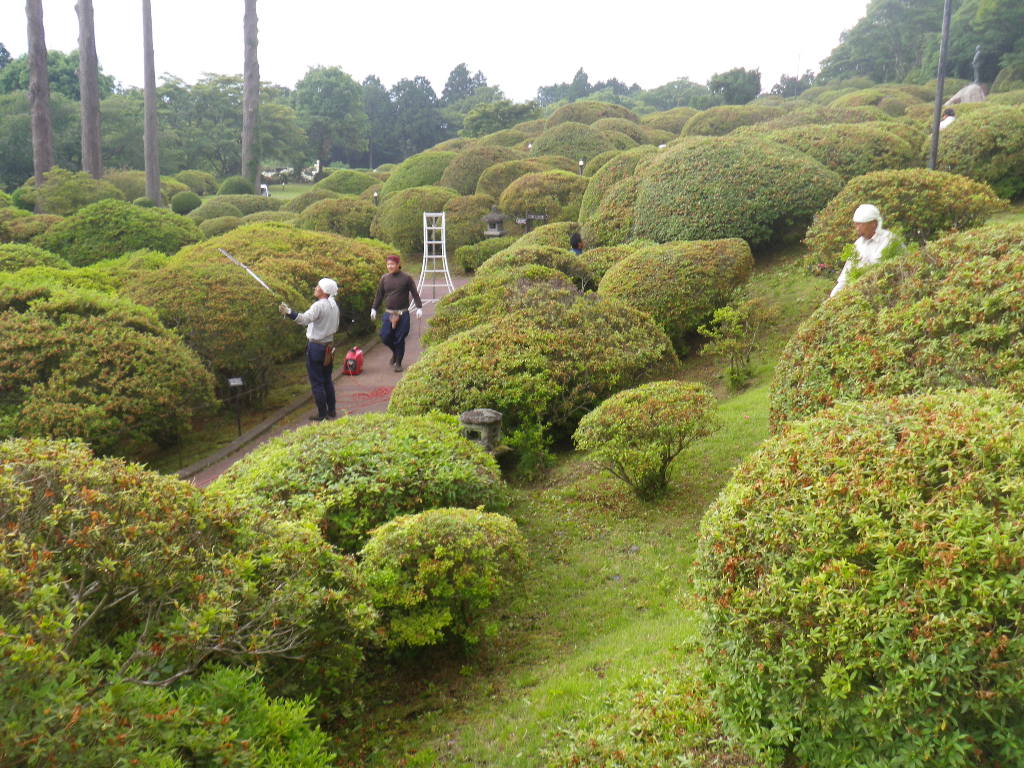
[{"xmin": 183, "ymin": 275, "xmax": 468, "ymax": 488}]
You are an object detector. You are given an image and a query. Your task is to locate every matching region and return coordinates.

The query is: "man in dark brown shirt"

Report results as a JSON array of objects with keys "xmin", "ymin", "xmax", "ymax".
[{"xmin": 370, "ymin": 254, "xmax": 423, "ymax": 372}]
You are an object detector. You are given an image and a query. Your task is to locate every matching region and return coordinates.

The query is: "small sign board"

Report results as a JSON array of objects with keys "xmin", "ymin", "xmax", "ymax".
[{"xmin": 228, "ymin": 377, "xmax": 244, "ymax": 387}]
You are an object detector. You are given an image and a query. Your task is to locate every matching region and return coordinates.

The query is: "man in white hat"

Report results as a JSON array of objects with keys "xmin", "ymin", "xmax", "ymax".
[
  {"xmin": 279, "ymin": 278, "xmax": 341, "ymax": 420},
  {"xmin": 830, "ymin": 204, "xmax": 893, "ymax": 298}
]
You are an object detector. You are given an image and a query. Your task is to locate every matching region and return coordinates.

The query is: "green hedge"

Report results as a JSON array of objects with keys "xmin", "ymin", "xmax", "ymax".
[
  {"xmin": 389, "ymin": 292, "xmax": 680, "ymax": 439},
  {"xmin": 379, "ymin": 151, "xmax": 458, "ymax": 199},
  {"xmin": 476, "ymin": 128, "xmax": 529, "ymax": 148},
  {"xmin": 598, "ymin": 239, "xmax": 754, "ymax": 355},
  {"xmin": 546, "ymin": 101, "xmax": 639, "ymax": 126},
  {"xmin": 33, "ymin": 199, "xmax": 202, "ymax": 266},
  {"xmin": 579, "ymin": 175, "xmax": 641, "ymax": 248},
  {"xmin": 633, "ymin": 136, "xmax": 843, "ymax": 249},
  {"xmin": 187, "ymin": 197, "xmax": 244, "ymax": 222},
  {"xmin": 359, "ymin": 507, "xmax": 527, "ymax": 648},
  {"xmin": 580, "ymin": 243, "xmax": 646, "ymax": 282},
  {"xmin": 213, "ymin": 194, "xmax": 281, "ymax": 215},
  {"xmin": 103, "ymin": 170, "xmax": 188, "ymax": 204},
  {"xmin": 199, "ymin": 215, "xmax": 243, "ymax": 238},
  {"xmin": 640, "ymin": 106, "xmax": 698, "ymax": 133},
  {"xmin": 772, "ymin": 223, "xmax": 1024, "ymax": 428},
  {"xmin": 803, "ymin": 168, "xmax": 1007, "ymax": 270},
  {"xmin": 593, "ymin": 118, "xmax": 650, "ymax": 141},
  {"xmin": 476, "ymin": 243, "xmax": 595, "ymax": 289},
  {"xmin": 313, "ymin": 168, "xmax": 379, "ymax": 195},
  {"xmin": 529, "ymin": 121, "xmax": 617, "ymax": 162},
  {"xmin": 680, "ymin": 105, "xmax": 786, "ymax": 136},
  {"xmin": 369, "ymin": 185, "xmax": 458, "ymax": 256},
  {"xmin": 0, "ymin": 244, "xmax": 69, "ymax": 272},
  {"xmin": 438, "ymin": 145, "xmax": 526, "ymax": 195},
  {"xmin": 243, "ymin": 210, "xmax": 298, "ymax": 224},
  {"xmin": 294, "ymin": 195, "xmax": 375, "ymax": 237},
  {"xmin": 474, "ymin": 159, "xmax": 549, "ymax": 198},
  {"xmin": 282, "ymin": 188, "xmax": 341, "ymax": 214},
  {"xmin": 211, "ymin": 413, "xmax": 504, "ymax": 552},
  {"xmin": 423, "ymin": 264, "xmax": 576, "ymax": 346},
  {"xmin": 498, "ymin": 170, "xmax": 588, "ymax": 223},
  {"xmin": 174, "ymin": 169, "xmax": 219, "ymax": 195},
  {"xmin": 442, "ymin": 193, "xmax": 494, "ymax": 253},
  {"xmin": 697, "ymin": 389, "xmax": 1024, "ymax": 767},
  {"xmin": 170, "ymin": 189, "xmax": 202, "ymax": 214},
  {"xmin": 932, "ymin": 105, "xmax": 1024, "ymax": 199},
  {"xmin": 579, "ymin": 145, "xmax": 657, "ymax": 222},
  {"xmin": 511, "ymin": 220, "xmax": 579, "ymax": 250},
  {"xmin": 18, "ymin": 167, "xmax": 125, "ymax": 216},
  {"xmin": 217, "ymin": 174, "xmax": 255, "ymax": 195},
  {"xmin": 766, "ymin": 123, "xmax": 917, "ymax": 181},
  {"xmin": 582, "ymin": 149, "xmax": 621, "ymax": 177},
  {"xmin": 452, "ymin": 235, "xmax": 517, "ymax": 272}
]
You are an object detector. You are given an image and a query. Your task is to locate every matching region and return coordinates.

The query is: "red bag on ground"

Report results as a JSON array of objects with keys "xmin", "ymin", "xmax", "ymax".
[{"xmin": 342, "ymin": 346, "xmax": 364, "ymax": 375}]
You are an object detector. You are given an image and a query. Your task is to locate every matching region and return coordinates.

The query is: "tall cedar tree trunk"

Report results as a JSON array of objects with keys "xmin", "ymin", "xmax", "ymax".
[
  {"xmin": 26, "ymin": 0, "xmax": 53, "ymax": 191},
  {"xmin": 240, "ymin": 0, "xmax": 260, "ymax": 189},
  {"xmin": 142, "ymin": 0, "xmax": 160, "ymax": 204},
  {"xmin": 76, "ymin": 0, "xmax": 103, "ymax": 178}
]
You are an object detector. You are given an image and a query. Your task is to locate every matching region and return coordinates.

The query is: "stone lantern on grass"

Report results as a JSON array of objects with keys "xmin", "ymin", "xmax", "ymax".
[{"xmin": 483, "ymin": 206, "xmax": 506, "ymax": 238}]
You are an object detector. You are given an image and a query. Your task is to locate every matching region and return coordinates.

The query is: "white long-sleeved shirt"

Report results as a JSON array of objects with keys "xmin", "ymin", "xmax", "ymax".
[
  {"xmin": 291, "ymin": 297, "xmax": 340, "ymax": 342},
  {"xmin": 830, "ymin": 227, "xmax": 892, "ymax": 298}
]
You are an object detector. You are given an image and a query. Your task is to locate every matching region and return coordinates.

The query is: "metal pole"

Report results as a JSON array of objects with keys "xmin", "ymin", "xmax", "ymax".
[{"xmin": 928, "ymin": 0, "xmax": 953, "ymax": 170}]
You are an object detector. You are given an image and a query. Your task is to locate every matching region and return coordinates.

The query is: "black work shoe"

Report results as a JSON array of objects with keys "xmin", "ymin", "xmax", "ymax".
[
  {"xmin": 309, "ymin": 414, "xmax": 326, "ymax": 421},
  {"xmin": 393, "ymin": 362, "xmax": 403, "ymax": 372},
  {"xmin": 327, "ymin": 412, "xmax": 337, "ymax": 420}
]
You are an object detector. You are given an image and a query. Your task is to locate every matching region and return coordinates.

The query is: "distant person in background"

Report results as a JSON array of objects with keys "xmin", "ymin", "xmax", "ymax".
[
  {"xmin": 830, "ymin": 204, "xmax": 892, "ymax": 298},
  {"xmin": 939, "ymin": 108, "xmax": 956, "ymax": 131},
  {"xmin": 279, "ymin": 278, "xmax": 340, "ymax": 421},
  {"xmin": 370, "ymin": 254, "xmax": 423, "ymax": 372},
  {"xmin": 570, "ymin": 232, "xmax": 584, "ymax": 255}
]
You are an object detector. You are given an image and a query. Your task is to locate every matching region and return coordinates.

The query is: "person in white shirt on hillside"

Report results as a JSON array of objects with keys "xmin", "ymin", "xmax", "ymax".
[
  {"xmin": 830, "ymin": 204, "xmax": 892, "ymax": 298},
  {"xmin": 279, "ymin": 277, "xmax": 341, "ymax": 421}
]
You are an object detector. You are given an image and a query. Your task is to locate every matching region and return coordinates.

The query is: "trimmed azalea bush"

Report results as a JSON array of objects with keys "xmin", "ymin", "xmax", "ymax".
[
  {"xmin": 295, "ymin": 195, "xmax": 375, "ymax": 237},
  {"xmin": 214, "ymin": 194, "xmax": 281, "ymax": 215},
  {"xmin": 738, "ymin": 104, "xmax": 892, "ymax": 133},
  {"xmin": 512, "ymin": 220, "xmax": 579, "ymax": 250},
  {"xmin": 313, "ymin": 168, "xmax": 379, "ymax": 195},
  {"xmin": 802, "ymin": 168, "xmax": 1007, "ymax": 270},
  {"xmin": 442, "ymin": 193, "xmax": 494, "ymax": 252},
  {"xmin": 187, "ymin": 197, "xmax": 244, "ymax": 222},
  {"xmin": 134, "ymin": 196, "xmax": 154, "ymax": 207},
  {"xmin": 0, "ymin": 243, "xmax": 69, "ymax": 272},
  {"xmin": 243, "ymin": 210, "xmax": 297, "ymax": 224},
  {"xmin": 598, "ymin": 128, "xmax": 639, "ymax": 150},
  {"xmin": 766, "ymin": 123, "xmax": 917, "ymax": 180},
  {"xmin": 217, "ymin": 174, "xmax": 256, "ymax": 195},
  {"xmin": 199, "ymin": 215, "xmax": 243, "ymax": 238},
  {"xmin": 282, "ymin": 188, "xmax": 341, "ymax": 213},
  {"xmin": 32, "ymin": 199, "xmax": 202, "ymax": 266},
  {"xmin": 529, "ymin": 122, "xmax": 617, "ymax": 163},
  {"xmin": 211, "ymin": 412, "xmax": 504, "ymax": 553},
  {"xmin": 103, "ymin": 169, "xmax": 188, "ymax": 204},
  {"xmin": 174, "ymin": 168, "xmax": 219, "ymax": 195},
  {"xmin": 438, "ymin": 145, "xmax": 525, "ymax": 195},
  {"xmin": 579, "ymin": 174, "xmax": 641, "ymax": 247},
  {"xmin": 697, "ymin": 389, "xmax": 1024, "ymax": 768},
  {"xmin": 476, "ymin": 244, "xmax": 596, "ymax": 289},
  {"xmin": 389, "ymin": 292, "xmax": 680, "ymax": 440},
  {"xmin": 547, "ymin": 101, "xmax": 639, "ymax": 126},
  {"xmin": 574, "ymin": 380, "xmax": 720, "ymax": 500},
  {"xmin": 0, "ymin": 279, "xmax": 215, "ymax": 453},
  {"xmin": 477, "ymin": 128, "xmax": 529, "ymax": 148},
  {"xmin": 424, "ymin": 264, "xmax": 577, "ymax": 346},
  {"xmin": 641, "ymin": 106, "xmax": 698, "ymax": 133},
  {"xmin": 772, "ymin": 223, "xmax": 1024, "ymax": 428},
  {"xmin": 474, "ymin": 158, "xmax": 549, "ymax": 198},
  {"xmin": 498, "ymin": 170, "xmax": 588, "ymax": 223},
  {"xmin": 632, "ymin": 136, "xmax": 844, "ymax": 248},
  {"xmin": 580, "ymin": 243, "xmax": 644, "ymax": 282},
  {"xmin": 370, "ymin": 185, "xmax": 459, "ymax": 255},
  {"xmin": 360, "ymin": 507, "xmax": 527, "ymax": 649},
  {"xmin": 19, "ymin": 167, "xmax": 125, "ymax": 216},
  {"xmin": 599, "ymin": 239, "xmax": 754, "ymax": 355},
  {"xmin": 453, "ymin": 235, "xmax": 516, "ymax": 272},
  {"xmin": 591, "ymin": 117, "xmax": 651, "ymax": 144},
  {"xmin": 170, "ymin": 189, "xmax": 202, "ymax": 214},
  {"xmin": 579, "ymin": 145, "xmax": 657, "ymax": 222},
  {"xmin": 680, "ymin": 104, "xmax": 787, "ymax": 136},
  {"xmin": 582, "ymin": 149, "xmax": 621, "ymax": 177},
  {"xmin": 932, "ymin": 105, "xmax": 1024, "ymax": 199},
  {"xmin": 379, "ymin": 151, "xmax": 458, "ymax": 198}
]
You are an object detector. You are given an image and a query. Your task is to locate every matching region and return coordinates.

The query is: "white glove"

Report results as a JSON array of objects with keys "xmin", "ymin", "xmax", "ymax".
[
  {"xmin": 415, "ymin": 308, "xmax": 423, "ymax": 319},
  {"xmin": 370, "ymin": 308, "xmax": 377, "ymax": 321},
  {"xmin": 278, "ymin": 302, "xmax": 291, "ymax": 316}
]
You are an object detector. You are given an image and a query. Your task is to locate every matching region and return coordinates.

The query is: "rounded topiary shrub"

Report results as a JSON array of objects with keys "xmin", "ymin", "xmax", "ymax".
[
  {"xmin": 767, "ymin": 123, "xmax": 917, "ymax": 181},
  {"xmin": 438, "ymin": 145, "xmax": 525, "ymax": 195},
  {"xmin": 369, "ymin": 185, "xmax": 458, "ymax": 255},
  {"xmin": 453, "ymin": 235, "xmax": 517, "ymax": 273},
  {"xmin": 498, "ymin": 170, "xmax": 588, "ymax": 223},
  {"xmin": 199, "ymin": 215, "xmax": 243, "ymax": 238},
  {"xmin": 217, "ymin": 174, "xmax": 256, "ymax": 195},
  {"xmin": 188, "ymin": 198, "xmax": 244, "ymax": 222},
  {"xmin": 442, "ymin": 193, "xmax": 495, "ymax": 253},
  {"xmin": 175, "ymin": 169, "xmax": 219, "ymax": 195},
  {"xmin": 0, "ymin": 244, "xmax": 70, "ymax": 272},
  {"xmin": 282, "ymin": 188, "xmax": 341, "ymax": 214},
  {"xmin": 476, "ymin": 128, "xmax": 529, "ymax": 148},
  {"xmin": 529, "ymin": 122, "xmax": 617, "ymax": 163},
  {"xmin": 313, "ymin": 168, "xmax": 379, "ymax": 196},
  {"xmin": 24, "ymin": 167, "xmax": 125, "ymax": 216},
  {"xmin": 7, "ymin": 213, "xmax": 62, "ymax": 243},
  {"xmin": 103, "ymin": 170, "xmax": 188, "ymax": 204},
  {"xmin": 424, "ymin": 264, "xmax": 576, "ymax": 346},
  {"xmin": 697, "ymin": 389, "xmax": 1024, "ymax": 768},
  {"xmin": 574, "ymin": 380, "xmax": 720, "ymax": 500},
  {"xmin": 243, "ymin": 210, "xmax": 297, "ymax": 224},
  {"xmin": 641, "ymin": 106, "xmax": 698, "ymax": 133},
  {"xmin": 632, "ymin": 136, "xmax": 844, "ymax": 249},
  {"xmin": 32, "ymin": 199, "xmax": 202, "ymax": 266},
  {"xmin": 579, "ymin": 145, "xmax": 657, "ymax": 222},
  {"xmin": 389, "ymin": 292, "xmax": 680, "ymax": 438},
  {"xmin": 582, "ymin": 150, "xmax": 621, "ymax": 177},
  {"xmin": 511, "ymin": 220, "xmax": 579, "ymax": 250},
  {"xmin": 132, "ymin": 196, "xmax": 156, "ymax": 207},
  {"xmin": 213, "ymin": 194, "xmax": 281, "ymax": 215},
  {"xmin": 170, "ymin": 189, "xmax": 202, "ymax": 215},
  {"xmin": 579, "ymin": 175, "xmax": 641, "ymax": 248},
  {"xmin": 598, "ymin": 238, "xmax": 754, "ymax": 355},
  {"xmin": 476, "ymin": 244, "xmax": 595, "ymax": 289},
  {"xmin": 771, "ymin": 223, "xmax": 1024, "ymax": 428},
  {"xmin": 680, "ymin": 105, "xmax": 787, "ymax": 137},
  {"xmin": 547, "ymin": 101, "xmax": 639, "ymax": 126},
  {"xmin": 379, "ymin": 151, "xmax": 458, "ymax": 199},
  {"xmin": 590, "ymin": 117, "xmax": 653, "ymax": 145},
  {"xmin": 359, "ymin": 507, "xmax": 527, "ymax": 649},
  {"xmin": 474, "ymin": 158, "xmax": 548, "ymax": 198},
  {"xmin": 211, "ymin": 413, "xmax": 504, "ymax": 552},
  {"xmin": 579, "ymin": 243, "xmax": 644, "ymax": 282},
  {"xmin": 932, "ymin": 105, "xmax": 1024, "ymax": 199},
  {"xmin": 294, "ymin": 196, "xmax": 375, "ymax": 237},
  {"xmin": 802, "ymin": 168, "xmax": 1007, "ymax": 270}
]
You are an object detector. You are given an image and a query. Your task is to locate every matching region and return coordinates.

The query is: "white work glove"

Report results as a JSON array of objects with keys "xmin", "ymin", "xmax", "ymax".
[
  {"xmin": 370, "ymin": 308, "xmax": 377, "ymax": 321},
  {"xmin": 278, "ymin": 302, "xmax": 291, "ymax": 316},
  {"xmin": 415, "ymin": 308, "xmax": 423, "ymax": 319}
]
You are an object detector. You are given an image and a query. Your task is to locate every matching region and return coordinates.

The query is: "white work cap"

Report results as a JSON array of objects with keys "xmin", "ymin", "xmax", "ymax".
[
  {"xmin": 852, "ymin": 204, "xmax": 882, "ymax": 224},
  {"xmin": 318, "ymin": 278, "xmax": 338, "ymax": 296}
]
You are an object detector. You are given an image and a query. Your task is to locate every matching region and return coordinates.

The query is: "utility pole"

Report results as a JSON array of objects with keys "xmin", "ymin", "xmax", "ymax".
[{"xmin": 928, "ymin": 0, "xmax": 953, "ymax": 171}]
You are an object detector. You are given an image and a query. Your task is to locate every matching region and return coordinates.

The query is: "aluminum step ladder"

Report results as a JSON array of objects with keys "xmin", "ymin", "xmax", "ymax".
[{"xmin": 417, "ymin": 212, "xmax": 455, "ymax": 303}]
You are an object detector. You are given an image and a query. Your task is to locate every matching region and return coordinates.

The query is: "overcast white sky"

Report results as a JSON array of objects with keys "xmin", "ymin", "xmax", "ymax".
[{"xmin": 2, "ymin": 1, "xmax": 869, "ymax": 101}]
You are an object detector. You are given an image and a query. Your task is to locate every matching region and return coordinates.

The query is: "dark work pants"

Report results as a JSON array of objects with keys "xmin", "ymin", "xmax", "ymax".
[
  {"xmin": 379, "ymin": 311, "xmax": 411, "ymax": 365},
  {"xmin": 306, "ymin": 342, "xmax": 335, "ymax": 418}
]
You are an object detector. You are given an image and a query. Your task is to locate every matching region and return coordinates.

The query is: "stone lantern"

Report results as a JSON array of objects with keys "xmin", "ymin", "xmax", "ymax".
[
  {"xmin": 482, "ymin": 206, "xmax": 506, "ymax": 238},
  {"xmin": 459, "ymin": 408, "xmax": 503, "ymax": 452}
]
